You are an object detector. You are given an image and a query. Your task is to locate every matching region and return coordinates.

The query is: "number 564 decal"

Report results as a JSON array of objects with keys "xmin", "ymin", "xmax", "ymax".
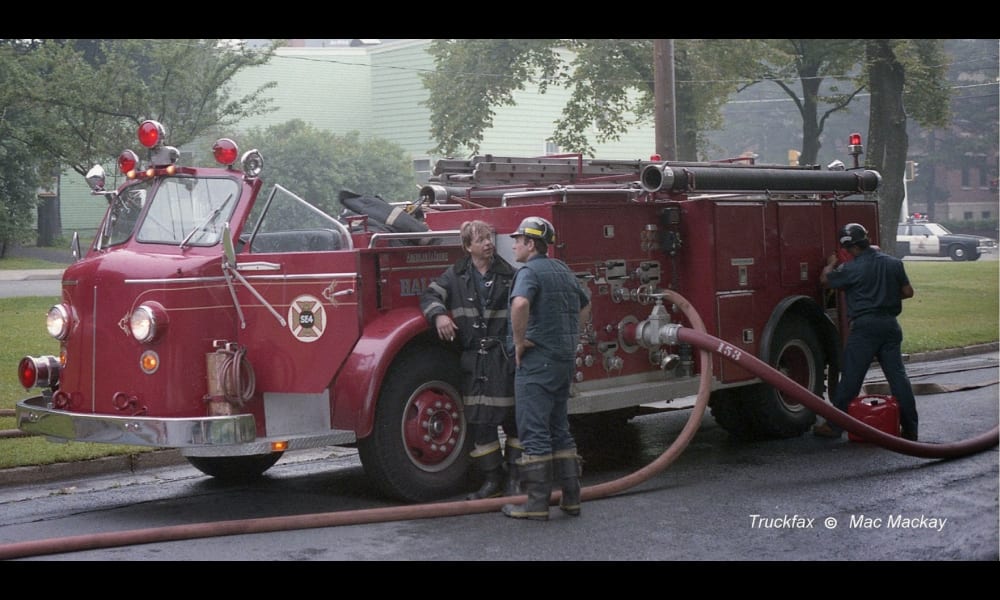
[{"xmin": 288, "ymin": 295, "xmax": 326, "ymax": 342}]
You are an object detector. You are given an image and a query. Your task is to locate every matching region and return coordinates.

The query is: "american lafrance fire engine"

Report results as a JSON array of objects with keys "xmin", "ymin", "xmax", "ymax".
[{"xmin": 16, "ymin": 120, "xmax": 881, "ymax": 502}]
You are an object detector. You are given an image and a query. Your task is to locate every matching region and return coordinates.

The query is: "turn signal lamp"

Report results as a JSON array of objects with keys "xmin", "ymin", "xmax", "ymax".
[
  {"xmin": 213, "ymin": 138, "xmax": 239, "ymax": 166},
  {"xmin": 138, "ymin": 120, "xmax": 166, "ymax": 148},
  {"xmin": 271, "ymin": 441, "xmax": 289, "ymax": 452}
]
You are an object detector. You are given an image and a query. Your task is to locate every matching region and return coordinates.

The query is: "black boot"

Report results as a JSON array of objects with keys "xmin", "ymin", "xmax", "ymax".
[
  {"xmin": 501, "ymin": 455, "xmax": 552, "ymax": 520},
  {"xmin": 554, "ymin": 449, "xmax": 582, "ymax": 516},
  {"xmin": 503, "ymin": 437, "xmax": 524, "ymax": 496},
  {"xmin": 466, "ymin": 445, "xmax": 505, "ymax": 500}
]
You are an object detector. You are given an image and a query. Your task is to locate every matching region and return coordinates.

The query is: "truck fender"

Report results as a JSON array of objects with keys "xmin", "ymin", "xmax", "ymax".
[
  {"xmin": 759, "ymin": 295, "xmax": 836, "ymax": 368},
  {"xmin": 330, "ymin": 307, "xmax": 436, "ymax": 437}
]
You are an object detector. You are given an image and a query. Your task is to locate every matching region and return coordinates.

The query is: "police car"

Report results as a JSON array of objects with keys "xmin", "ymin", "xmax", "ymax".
[{"xmin": 896, "ymin": 215, "xmax": 997, "ymax": 261}]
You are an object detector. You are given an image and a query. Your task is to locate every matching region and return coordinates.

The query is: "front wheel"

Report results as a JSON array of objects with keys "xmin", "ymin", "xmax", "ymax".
[
  {"xmin": 949, "ymin": 244, "xmax": 973, "ymax": 261},
  {"xmin": 357, "ymin": 345, "xmax": 471, "ymax": 502},
  {"xmin": 186, "ymin": 452, "xmax": 283, "ymax": 481}
]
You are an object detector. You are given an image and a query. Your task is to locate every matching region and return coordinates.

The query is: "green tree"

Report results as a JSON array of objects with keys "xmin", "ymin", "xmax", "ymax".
[
  {"xmin": 0, "ymin": 39, "xmax": 281, "ymax": 254},
  {"xmin": 422, "ymin": 39, "xmax": 746, "ymax": 160},
  {"xmin": 1, "ymin": 40, "xmax": 50, "ymax": 256},
  {"xmin": 737, "ymin": 40, "xmax": 867, "ymax": 165},
  {"xmin": 907, "ymin": 39, "xmax": 997, "ymax": 222},
  {"xmin": 863, "ymin": 39, "xmax": 949, "ymax": 254},
  {"xmin": 241, "ymin": 119, "xmax": 418, "ymax": 216},
  {"xmin": 12, "ymin": 39, "xmax": 280, "ymax": 176}
]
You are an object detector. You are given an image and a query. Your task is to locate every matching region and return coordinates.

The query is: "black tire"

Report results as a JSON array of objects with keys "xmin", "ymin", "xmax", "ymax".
[
  {"xmin": 708, "ymin": 388, "xmax": 757, "ymax": 440},
  {"xmin": 186, "ymin": 452, "xmax": 283, "ymax": 481},
  {"xmin": 711, "ymin": 315, "xmax": 825, "ymax": 440},
  {"xmin": 949, "ymin": 244, "xmax": 972, "ymax": 261},
  {"xmin": 357, "ymin": 345, "xmax": 471, "ymax": 502}
]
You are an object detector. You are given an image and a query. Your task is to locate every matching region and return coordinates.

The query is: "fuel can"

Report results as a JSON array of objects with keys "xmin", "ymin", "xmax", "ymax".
[{"xmin": 847, "ymin": 394, "xmax": 900, "ymax": 442}]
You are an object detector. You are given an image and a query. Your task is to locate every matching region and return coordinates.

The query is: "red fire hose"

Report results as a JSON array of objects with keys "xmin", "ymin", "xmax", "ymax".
[{"xmin": 0, "ymin": 290, "xmax": 995, "ymax": 560}]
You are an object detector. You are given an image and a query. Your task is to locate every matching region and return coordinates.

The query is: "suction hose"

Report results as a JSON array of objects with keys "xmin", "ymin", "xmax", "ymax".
[{"xmin": 0, "ymin": 290, "xmax": 995, "ymax": 560}]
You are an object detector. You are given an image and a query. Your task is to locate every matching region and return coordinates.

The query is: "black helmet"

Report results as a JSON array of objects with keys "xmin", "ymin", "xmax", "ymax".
[
  {"xmin": 838, "ymin": 223, "xmax": 869, "ymax": 248},
  {"xmin": 510, "ymin": 216, "xmax": 556, "ymax": 245}
]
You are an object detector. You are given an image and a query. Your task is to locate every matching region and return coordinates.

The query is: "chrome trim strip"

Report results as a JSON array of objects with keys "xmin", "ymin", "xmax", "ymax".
[{"xmin": 123, "ymin": 272, "xmax": 358, "ymax": 285}]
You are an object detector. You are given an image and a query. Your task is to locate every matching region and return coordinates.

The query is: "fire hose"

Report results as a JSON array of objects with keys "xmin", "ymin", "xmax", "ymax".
[{"xmin": 0, "ymin": 289, "xmax": 996, "ymax": 560}]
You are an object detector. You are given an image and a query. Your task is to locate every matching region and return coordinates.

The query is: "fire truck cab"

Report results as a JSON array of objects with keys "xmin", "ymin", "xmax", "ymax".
[{"xmin": 16, "ymin": 121, "xmax": 881, "ymax": 502}]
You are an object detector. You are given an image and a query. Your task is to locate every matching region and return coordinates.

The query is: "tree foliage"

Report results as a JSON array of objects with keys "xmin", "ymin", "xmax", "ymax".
[
  {"xmin": 863, "ymin": 39, "xmax": 949, "ymax": 253},
  {"xmin": 422, "ymin": 39, "xmax": 748, "ymax": 160},
  {"xmin": 0, "ymin": 39, "xmax": 281, "ymax": 253},
  {"xmin": 741, "ymin": 39, "xmax": 867, "ymax": 165},
  {"xmin": 8, "ymin": 39, "xmax": 280, "ymax": 176},
  {"xmin": 241, "ymin": 119, "xmax": 418, "ymax": 216}
]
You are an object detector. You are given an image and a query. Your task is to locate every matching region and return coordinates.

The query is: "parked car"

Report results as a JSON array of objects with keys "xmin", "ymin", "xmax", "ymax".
[{"xmin": 896, "ymin": 218, "xmax": 997, "ymax": 261}]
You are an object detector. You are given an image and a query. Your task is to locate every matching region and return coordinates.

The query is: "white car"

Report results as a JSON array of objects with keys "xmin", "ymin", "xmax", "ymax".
[{"xmin": 896, "ymin": 220, "xmax": 997, "ymax": 261}]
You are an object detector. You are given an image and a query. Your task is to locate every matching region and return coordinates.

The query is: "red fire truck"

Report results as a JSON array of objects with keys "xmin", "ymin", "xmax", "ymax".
[{"xmin": 16, "ymin": 121, "xmax": 881, "ymax": 502}]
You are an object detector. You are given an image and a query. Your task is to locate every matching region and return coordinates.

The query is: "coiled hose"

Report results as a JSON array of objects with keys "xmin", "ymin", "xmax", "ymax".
[{"xmin": 0, "ymin": 289, "xmax": 995, "ymax": 559}]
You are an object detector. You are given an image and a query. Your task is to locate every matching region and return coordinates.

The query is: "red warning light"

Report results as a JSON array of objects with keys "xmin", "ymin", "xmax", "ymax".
[
  {"xmin": 213, "ymin": 138, "xmax": 239, "ymax": 166},
  {"xmin": 138, "ymin": 120, "xmax": 165, "ymax": 149},
  {"xmin": 849, "ymin": 133, "xmax": 862, "ymax": 146}
]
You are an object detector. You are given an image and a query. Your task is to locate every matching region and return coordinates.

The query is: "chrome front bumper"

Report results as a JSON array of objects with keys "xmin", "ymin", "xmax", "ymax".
[{"xmin": 16, "ymin": 395, "xmax": 257, "ymax": 449}]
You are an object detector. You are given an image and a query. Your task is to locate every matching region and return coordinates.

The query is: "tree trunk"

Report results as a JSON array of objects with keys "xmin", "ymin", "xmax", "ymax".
[{"xmin": 866, "ymin": 40, "xmax": 908, "ymax": 255}]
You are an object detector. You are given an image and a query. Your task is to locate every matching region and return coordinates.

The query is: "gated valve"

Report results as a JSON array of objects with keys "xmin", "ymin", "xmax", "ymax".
[{"xmin": 628, "ymin": 295, "xmax": 683, "ymax": 349}]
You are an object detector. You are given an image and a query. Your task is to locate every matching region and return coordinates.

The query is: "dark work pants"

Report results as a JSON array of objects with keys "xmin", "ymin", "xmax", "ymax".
[
  {"xmin": 514, "ymin": 352, "xmax": 576, "ymax": 457},
  {"xmin": 832, "ymin": 314, "xmax": 919, "ymax": 435}
]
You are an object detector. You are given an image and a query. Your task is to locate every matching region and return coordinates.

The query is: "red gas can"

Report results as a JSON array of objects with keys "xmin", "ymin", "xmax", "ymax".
[{"xmin": 847, "ymin": 395, "xmax": 901, "ymax": 442}]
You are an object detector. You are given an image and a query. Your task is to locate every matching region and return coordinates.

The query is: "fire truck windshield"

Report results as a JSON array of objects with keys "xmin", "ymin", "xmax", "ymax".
[{"xmin": 134, "ymin": 177, "xmax": 240, "ymax": 246}]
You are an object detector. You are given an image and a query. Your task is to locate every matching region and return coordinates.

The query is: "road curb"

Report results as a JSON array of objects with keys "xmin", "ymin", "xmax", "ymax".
[{"xmin": 0, "ymin": 450, "xmax": 186, "ymax": 487}]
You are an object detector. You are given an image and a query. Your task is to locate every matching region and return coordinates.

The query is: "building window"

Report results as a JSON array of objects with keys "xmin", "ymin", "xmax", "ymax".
[
  {"xmin": 979, "ymin": 168, "xmax": 989, "ymax": 189},
  {"xmin": 544, "ymin": 140, "xmax": 561, "ymax": 156},
  {"xmin": 961, "ymin": 166, "xmax": 971, "ymax": 188},
  {"xmin": 982, "ymin": 211, "xmax": 992, "ymax": 220},
  {"xmin": 963, "ymin": 211, "xmax": 973, "ymax": 220},
  {"xmin": 413, "ymin": 158, "xmax": 432, "ymax": 185}
]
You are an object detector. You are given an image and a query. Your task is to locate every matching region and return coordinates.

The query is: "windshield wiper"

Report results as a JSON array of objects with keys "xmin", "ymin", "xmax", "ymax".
[{"xmin": 180, "ymin": 194, "xmax": 233, "ymax": 250}]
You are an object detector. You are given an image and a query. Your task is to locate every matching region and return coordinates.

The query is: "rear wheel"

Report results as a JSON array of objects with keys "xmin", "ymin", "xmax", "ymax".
[
  {"xmin": 358, "ymin": 346, "xmax": 471, "ymax": 502},
  {"xmin": 711, "ymin": 315, "xmax": 825, "ymax": 440},
  {"xmin": 187, "ymin": 452, "xmax": 283, "ymax": 481}
]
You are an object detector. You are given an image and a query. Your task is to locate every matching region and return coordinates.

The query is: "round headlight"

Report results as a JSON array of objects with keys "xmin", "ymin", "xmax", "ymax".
[
  {"xmin": 130, "ymin": 302, "xmax": 168, "ymax": 343},
  {"xmin": 46, "ymin": 304, "xmax": 71, "ymax": 340}
]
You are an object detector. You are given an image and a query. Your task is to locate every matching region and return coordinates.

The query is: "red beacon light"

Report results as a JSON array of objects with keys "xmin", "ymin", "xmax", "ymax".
[
  {"xmin": 213, "ymin": 138, "xmax": 240, "ymax": 167},
  {"xmin": 847, "ymin": 133, "xmax": 864, "ymax": 168},
  {"xmin": 138, "ymin": 120, "xmax": 166, "ymax": 149},
  {"xmin": 118, "ymin": 150, "xmax": 139, "ymax": 176}
]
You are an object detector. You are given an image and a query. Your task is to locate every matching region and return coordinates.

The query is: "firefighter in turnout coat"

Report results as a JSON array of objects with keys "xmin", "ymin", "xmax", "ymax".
[{"xmin": 420, "ymin": 220, "xmax": 521, "ymax": 499}]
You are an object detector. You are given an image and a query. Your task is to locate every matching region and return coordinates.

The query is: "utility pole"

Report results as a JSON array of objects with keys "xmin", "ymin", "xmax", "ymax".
[{"xmin": 654, "ymin": 39, "xmax": 677, "ymax": 160}]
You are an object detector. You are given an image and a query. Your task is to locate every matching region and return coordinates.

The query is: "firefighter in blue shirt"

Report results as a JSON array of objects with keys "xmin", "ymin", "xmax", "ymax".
[{"xmin": 813, "ymin": 223, "xmax": 919, "ymax": 441}]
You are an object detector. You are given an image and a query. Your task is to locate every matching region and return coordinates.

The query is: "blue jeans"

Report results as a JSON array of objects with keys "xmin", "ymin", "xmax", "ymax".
[
  {"xmin": 514, "ymin": 352, "xmax": 576, "ymax": 457},
  {"xmin": 832, "ymin": 314, "xmax": 919, "ymax": 434}
]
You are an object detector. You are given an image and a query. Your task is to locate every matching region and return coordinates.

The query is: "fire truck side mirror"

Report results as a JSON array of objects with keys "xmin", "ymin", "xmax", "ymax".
[{"xmin": 222, "ymin": 222, "xmax": 237, "ymax": 268}]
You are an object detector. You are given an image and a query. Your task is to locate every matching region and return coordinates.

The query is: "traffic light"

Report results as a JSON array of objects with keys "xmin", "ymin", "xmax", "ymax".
[{"xmin": 905, "ymin": 160, "xmax": 919, "ymax": 181}]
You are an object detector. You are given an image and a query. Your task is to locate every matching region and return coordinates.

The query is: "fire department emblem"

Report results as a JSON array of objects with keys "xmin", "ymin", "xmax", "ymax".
[{"xmin": 288, "ymin": 295, "xmax": 326, "ymax": 343}]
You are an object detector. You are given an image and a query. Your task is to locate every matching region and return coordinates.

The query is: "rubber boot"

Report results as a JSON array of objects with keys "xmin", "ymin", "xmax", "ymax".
[
  {"xmin": 503, "ymin": 437, "xmax": 524, "ymax": 496},
  {"xmin": 553, "ymin": 448, "xmax": 582, "ymax": 516},
  {"xmin": 466, "ymin": 444, "xmax": 505, "ymax": 500},
  {"xmin": 501, "ymin": 455, "xmax": 553, "ymax": 521}
]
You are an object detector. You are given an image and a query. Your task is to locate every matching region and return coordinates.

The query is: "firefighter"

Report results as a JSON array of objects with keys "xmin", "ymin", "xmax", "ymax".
[
  {"xmin": 814, "ymin": 223, "xmax": 919, "ymax": 441},
  {"xmin": 420, "ymin": 220, "xmax": 521, "ymax": 499},
  {"xmin": 502, "ymin": 216, "xmax": 591, "ymax": 521}
]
